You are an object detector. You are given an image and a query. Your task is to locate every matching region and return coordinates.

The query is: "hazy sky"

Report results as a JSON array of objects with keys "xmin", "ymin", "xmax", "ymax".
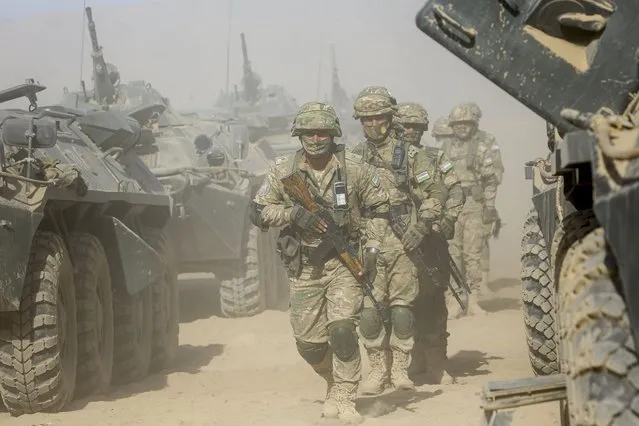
[{"xmin": 0, "ymin": 0, "xmax": 547, "ymax": 277}]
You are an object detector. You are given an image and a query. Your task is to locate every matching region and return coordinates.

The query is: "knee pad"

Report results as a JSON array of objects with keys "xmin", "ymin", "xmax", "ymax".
[
  {"xmin": 328, "ymin": 319, "xmax": 359, "ymax": 361},
  {"xmin": 295, "ymin": 340, "xmax": 328, "ymax": 366},
  {"xmin": 359, "ymin": 307, "xmax": 383, "ymax": 340},
  {"xmin": 391, "ymin": 306, "xmax": 415, "ymax": 340}
]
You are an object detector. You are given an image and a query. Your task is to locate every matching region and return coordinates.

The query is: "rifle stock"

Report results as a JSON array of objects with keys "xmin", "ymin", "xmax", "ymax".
[{"xmin": 280, "ymin": 170, "xmax": 387, "ymax": 320}]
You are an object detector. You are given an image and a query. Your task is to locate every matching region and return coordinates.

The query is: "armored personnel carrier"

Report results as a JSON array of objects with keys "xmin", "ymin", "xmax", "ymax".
[
  {"xmin": 59, "ymin": 7, "xmax": 289, "ymax": 318},
  {"xmin": 415, "ymin": 1, "xmax": 639, "ymax": 424},
  {"xmin": 0, "ymin": 79, "xmax": 177, "ymax": 415}
]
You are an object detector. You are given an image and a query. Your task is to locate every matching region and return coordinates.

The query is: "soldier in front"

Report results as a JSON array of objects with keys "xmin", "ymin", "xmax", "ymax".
[{"xmin": 250, "ymin": 102, "xmax": 389, "ymax": 423}]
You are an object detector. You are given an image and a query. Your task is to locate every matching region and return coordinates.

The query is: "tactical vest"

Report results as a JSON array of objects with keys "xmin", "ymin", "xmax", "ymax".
[
  {"xmin": 290, "ymin": 144, "xmax": 350, "ymax": 229},
  {"xmin": 442, "ymin": 136, "xmax": 481, "ymax": 176}
]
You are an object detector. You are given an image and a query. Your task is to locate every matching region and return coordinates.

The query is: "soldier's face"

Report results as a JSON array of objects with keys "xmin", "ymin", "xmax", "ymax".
[
  {"xmin": 402, "ymin": 123, "xmax": 426, "ymax": 146},
  {"xmin": 361, "ymin": 114, "xmax": 391, "ymax": 142},
  {"xmin": 452, "ymin": 122, "xmax": 476, "ymax": 140},
  {"xmin": 300, "ymin": 131, "xmax": 333, "ymax": 158}
]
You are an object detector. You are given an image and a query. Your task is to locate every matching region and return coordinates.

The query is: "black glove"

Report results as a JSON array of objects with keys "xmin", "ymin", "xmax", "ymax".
[
  {"xmin": 483, "ymin": 206, "xmax": 499, "ymax": 224},
  {"xmin": 363, "ymin": 247, "xmax": 379, "ymax": 283},
  {"xmin": 289, "ymin": 205, "xmax": 327, "ymax": 234},
  {"xmin": 440, "ymin": 218, "xmax": 455, "ymax": 240},
  {"xmin": 401, "ymin": 221, "xmax": 430, "ymax": 251}
]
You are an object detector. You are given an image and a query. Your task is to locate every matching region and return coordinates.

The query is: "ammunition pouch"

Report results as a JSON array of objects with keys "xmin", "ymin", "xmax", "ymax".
[{"xmin": 276, "ymin": 226, "xmax": 302, "ymax": 278}]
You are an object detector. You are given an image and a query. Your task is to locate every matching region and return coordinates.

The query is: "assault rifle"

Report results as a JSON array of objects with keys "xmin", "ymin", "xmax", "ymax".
[
  {"xmin": 280, "ymin": 170, "xmax": 387, "ymax": 321},
  {"xmin": 388, "ymin": 211, "xmax": 470, "ymax": 310}
]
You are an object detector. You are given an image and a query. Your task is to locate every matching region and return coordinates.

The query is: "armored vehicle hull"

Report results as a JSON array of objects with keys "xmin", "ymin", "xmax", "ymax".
[
  {"xmin": 56, "ymin": 7, "xmax": 289, "ymax": 318},
  {"xmin": 415, "ymin": 1, "xmax": 639, "ymax": 424},
  {"xmin": 0, "ymin": 81, "xmax": 178, "ymax": 415}
]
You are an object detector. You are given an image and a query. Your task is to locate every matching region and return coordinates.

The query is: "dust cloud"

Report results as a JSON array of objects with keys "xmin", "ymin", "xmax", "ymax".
[{"xmin": 0, "ymin": 0, "xmax": 547, "ymax": 278}]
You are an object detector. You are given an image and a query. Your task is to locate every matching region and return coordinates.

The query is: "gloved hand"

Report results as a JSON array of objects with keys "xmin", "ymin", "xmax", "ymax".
[
  {"xmin": 482, "ymin": 206, "xmax": 499, "ymax": 224},
  {"xmin": 401, "ymin": 221, "xmax": 430, "ymax": 251},
  {"xmin": 440, "ymin": 217, "xmax": 455, "ymax": 240},
  {"xmin": 289, "ymin": 205, "xmax": 327, "ymax": 234},
  {"xmin": 363, "ymin": 247, "xmax": 379, "ymax": 283}
]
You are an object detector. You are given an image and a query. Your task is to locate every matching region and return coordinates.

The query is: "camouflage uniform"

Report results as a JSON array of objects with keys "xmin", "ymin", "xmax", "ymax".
[
  {"xmin": 396, "ymin": 102, "xmax": 463, "ymax": 385},
  {"xmin": 441, "ymin": 103, "xmax": 501, "ymax": 317},
  {"xmin": 251, "ymin": 102, "xmax": 389, "ymax": 423},
  {"xmin": 350, "ymin": 88, "xmax": 456, "ymax": 394},
  {"xmin": 466, "ymin": 103, "xmax": 505, "ymax": 291}
]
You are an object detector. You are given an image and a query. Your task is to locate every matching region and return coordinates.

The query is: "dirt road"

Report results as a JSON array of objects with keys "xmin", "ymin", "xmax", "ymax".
[{"xmin": 0, "ymin": 276, "xmax": 560, "ymax": 426}]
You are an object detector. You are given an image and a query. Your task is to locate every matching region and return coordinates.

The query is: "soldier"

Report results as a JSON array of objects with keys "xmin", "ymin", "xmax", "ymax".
[
  {"xmin": 395, "ymin": 102, "xmax": 463, "ymax": 384},
  {"xmin": 430, "ymin": 117, "xmax": 455, "ymax": 149},
  {"xmin": 250, "ymin": 102, "xmax": 389, "ymax": 423},
  {"xmin": 441, "ymin": 102, "xmax": 502, "ymax": 318},
  {"xmin": 466, "ymin": 102, "xmax": 505, "ymax": 291},
  {"xmin": 350, "ymin": 87, "xmax": 455, "ymax": 394}
]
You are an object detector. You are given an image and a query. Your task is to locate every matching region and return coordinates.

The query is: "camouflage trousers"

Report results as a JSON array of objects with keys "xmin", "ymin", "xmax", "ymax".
[
  {"xmin": 289, "ymin": 256, "xmax": 363, "ymax": 384},
  {"xmin": 360, "ymin": 232, "xmax": 418, "ymax": 353},
  {"xmin": 448, "ymin": 208, "xmax": 485, "ymax": 295},
  {"xmin": 481, "ymin": 235, "xmax": 490, "ymax": 287}
]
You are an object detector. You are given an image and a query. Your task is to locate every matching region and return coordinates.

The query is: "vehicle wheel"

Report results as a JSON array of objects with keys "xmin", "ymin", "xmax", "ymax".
[
  {"xmin": 0, "ymin": 231, "xmax": 77, "ymax": 414},
  {"xmin": 68, "ymin": 233, "xmax": 114, "ymax": 399},
  {"xmin": 521, "ymin": 208, "xmax": 558, "ymax": 376},
  {"xmin": 142, "ymin": 227, "xmax": 179, "ymax": 372},
  {"xmin": 111, "ymin": 247, "xmax": 154, "ymax": 385},
  {"xmin": 219, "ymin": 225, "xmax": 263, "ymax": 317},
  {"xmin": 558, "ymin": 227, "xmax": 639, "ymax": 425}
]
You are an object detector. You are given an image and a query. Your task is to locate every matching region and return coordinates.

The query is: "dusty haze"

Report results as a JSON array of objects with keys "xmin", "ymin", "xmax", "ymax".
[{"xmin": 0, "ymin": 0, "xmax": 547, "ymax": 278}]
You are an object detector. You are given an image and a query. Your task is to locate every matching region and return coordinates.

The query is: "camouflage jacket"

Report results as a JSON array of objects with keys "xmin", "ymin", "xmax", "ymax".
[
  {"xmin": 441, "ymin": 130, "xmax": 500, "ymax": 210},
  {"xmin": 350, "ymin": 131, "xmax": 456, "ymax": 228},
  {"xmin": 253, "ymin": 146, "xmax": 389, "ymax": 249}
]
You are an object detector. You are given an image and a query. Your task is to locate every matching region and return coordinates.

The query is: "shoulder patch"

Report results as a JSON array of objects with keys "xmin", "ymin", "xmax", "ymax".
[
  {"xmin": 275, "ymin": 156, "xmax": 287, "ymax": 165},
  {"xmin": 256, "ymin": 179, "xmax": 270, "ymax": 197},
  {"xmin": 439, "ymin": 160, "xmax": 454, "ymax": 174},
  {"xmin": 407, "ymin": 144, "xmax": 420, "ymax": 158},
  {"xmin": 415, "ymin": 170, "xmax": 431, "ymax": 183},
  {"xmin": 372, "ymin": 171, "xmax": 380, "ymax": 187}
]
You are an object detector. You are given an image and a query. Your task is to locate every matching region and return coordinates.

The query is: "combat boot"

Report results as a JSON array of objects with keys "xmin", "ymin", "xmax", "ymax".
[
  {"xmin": 467, "ymin": 292, "xmax": 487, "ymax": 316},
  {"xmin": 424, "ymin": 348, "xmax": 455, "ymax": 385},
  {"xmin": 359, "ymin": 348, "xmax": 390, "ymax": 395},
  {"xmin": 391, "ymin": 349, "xmax": 415, "ymax": 390},
  {"xmin": 311, "ymin": 350, "xmax": 338, "ymax": 418},
  {"xmin": 333, "ymin": 382, "xmax": 364, "ymax": 424}
]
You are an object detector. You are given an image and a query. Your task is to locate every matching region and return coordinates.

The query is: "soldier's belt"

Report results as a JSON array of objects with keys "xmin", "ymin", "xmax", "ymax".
[{"xmin": 362, "ymin": 204, "xmax": 411, "ymax": 220}]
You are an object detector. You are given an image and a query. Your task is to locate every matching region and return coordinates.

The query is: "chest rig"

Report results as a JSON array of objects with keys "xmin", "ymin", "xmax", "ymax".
[
  {"xmin": 442, "ymin": 136, "xmax": 480, "ymax": 177},
  {"xmin": 363, "ymin": 137, "xmax": 410, "ymax": 190},
  {"xmin": 291, "ymin": 144, "xmax": 350, "ymax": 229}
]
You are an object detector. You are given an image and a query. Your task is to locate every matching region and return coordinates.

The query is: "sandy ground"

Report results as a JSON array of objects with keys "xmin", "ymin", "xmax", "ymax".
[{"xmin": 0, "ymin": 276, "xmax": 561, "ymax": 426}]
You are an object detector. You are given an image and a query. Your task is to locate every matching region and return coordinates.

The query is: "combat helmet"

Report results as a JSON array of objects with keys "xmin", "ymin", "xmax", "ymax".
[
  {"xmin": 431, "ymin": 117, "xmax": 454, "ymax": 137},
  {"xmin": 449, "ymin": 103, "xmax": 478, "ymax": 124},
  {"xmin": 291, "ymin": 102, "xmax": 342, "ymax": 137},
  {"xmin": 396, "ymin": 102, "xmax": 429, "ymax": 128},
  {"xmin": 466, "ymin": 102, "xmax": 482, "ymax": 121},
  {"xmin": 352, "ymin": 86, "xmax": 397, "ymax": 119}
]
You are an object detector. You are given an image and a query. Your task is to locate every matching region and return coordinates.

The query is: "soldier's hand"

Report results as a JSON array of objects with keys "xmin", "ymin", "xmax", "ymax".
[
  {"xmin": 289, "ymin": 205, "xmax": 328, "ymax": 234},
  {"xmin": 440, "ymin": 218, "xmax": 455, "ymax": 240},
  {"xmin": 363, "ymin": 247, "xmax": 379, "ymax": 283},
  {"xmin": 401, "ymin": 222, "xmax": 430, "ymax": 251},
  {"xmin": 482, "ymin": 206, "xmax": 499, "ymax": 224}
]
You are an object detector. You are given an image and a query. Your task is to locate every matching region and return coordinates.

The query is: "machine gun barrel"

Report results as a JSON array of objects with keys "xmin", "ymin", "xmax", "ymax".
[{"xmin": 84, "ymin": 6, "xmax": 116, "ymax": 106}]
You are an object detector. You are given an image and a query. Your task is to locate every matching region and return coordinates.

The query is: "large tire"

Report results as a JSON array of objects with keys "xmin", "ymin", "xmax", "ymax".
[
  {"xmin": 220, "ymin": 226, "xmax": 262, "ymax": 317},
  {"xmin": 521, "ymin": 208, "xmax": 558, "ymax": 376},
  {"xmin": 142, "ymin": 227, "xmax": 179, "ymax": 373},
  {"xmin": 111, "ymin": 249, "xmax": 154, "ymax": 385},
  {"xmin": 0, "ymin": 232, "xmax": 77, "ymax": 415},
  {"xmin": 68, "ymin": 233, "xmax": 114, "ymax": 399},
  {"xmin": 558, "ymin": 227, "xmax": 639, "ymax": 425}
]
